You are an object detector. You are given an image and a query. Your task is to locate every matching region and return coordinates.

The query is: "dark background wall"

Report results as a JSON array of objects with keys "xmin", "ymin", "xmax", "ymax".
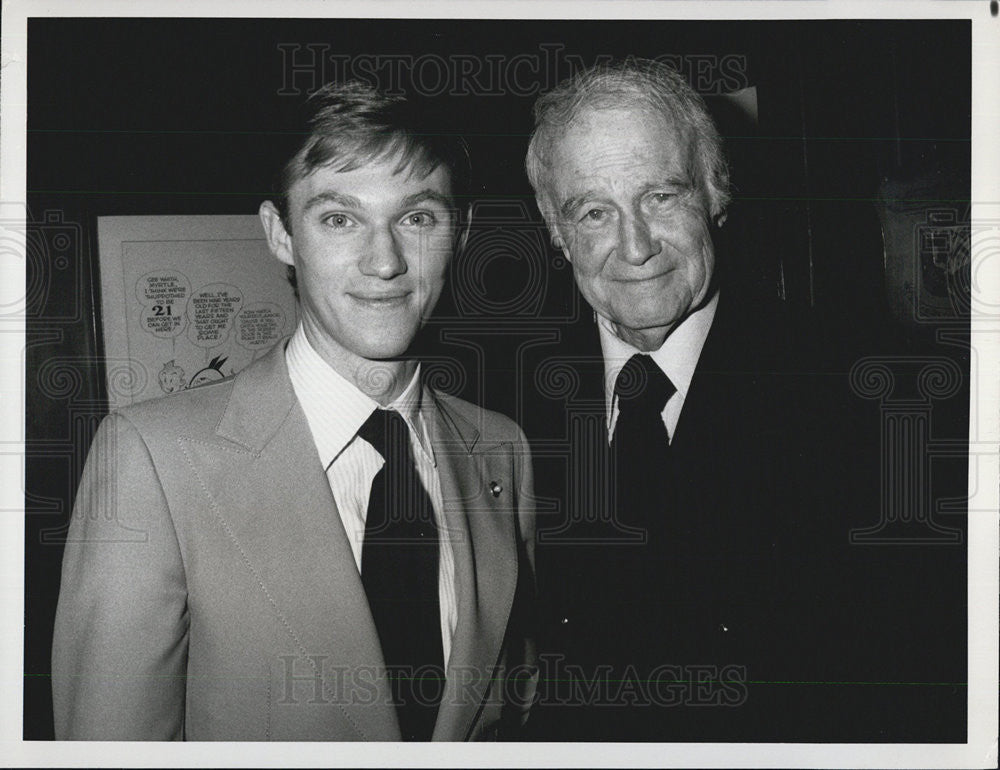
[{"xmin": 24, "ymin": 18, "xmax": 970, "ymax": 739}]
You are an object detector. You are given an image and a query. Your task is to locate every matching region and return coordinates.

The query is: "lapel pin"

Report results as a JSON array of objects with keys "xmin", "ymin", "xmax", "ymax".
[{"xmin": 489, "ymin": 481, "xmax": 502, "ymax": 497}]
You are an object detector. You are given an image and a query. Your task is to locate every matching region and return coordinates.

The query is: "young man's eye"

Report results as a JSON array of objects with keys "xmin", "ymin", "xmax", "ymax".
[
  {"xmin": 323, "ymin": 213, "xmax": 354, "ymax": 228},
  {"xmin": 403, "ymin": 211, "xmax": 436, "ymax": 227}
]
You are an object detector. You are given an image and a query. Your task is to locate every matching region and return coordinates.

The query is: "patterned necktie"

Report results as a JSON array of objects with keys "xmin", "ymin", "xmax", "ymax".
[{"xmin": 358, "ymin": 408, "xmax": 443, "ymax": 741}]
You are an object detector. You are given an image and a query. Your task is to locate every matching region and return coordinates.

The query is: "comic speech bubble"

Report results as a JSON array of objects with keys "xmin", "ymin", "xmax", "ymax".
[
  {"xmin": 186, "ymin": 283, "xmax": 244, "ymax": 348},
  {"xmin": 235, "ymin": 302, "xmax": 286, "ymax": 351},
  {"xmin": 135, "ymin": 272, "xmax": 190, "ymax": 339}
]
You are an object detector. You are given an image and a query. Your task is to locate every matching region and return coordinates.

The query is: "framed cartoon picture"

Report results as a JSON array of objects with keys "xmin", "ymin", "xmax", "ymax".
[{"xmin": 96, "ymin": 214, "xmax": 298, "ymax": 408}]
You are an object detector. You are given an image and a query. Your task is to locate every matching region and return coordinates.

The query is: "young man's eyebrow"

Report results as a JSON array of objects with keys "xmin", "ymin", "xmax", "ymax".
[
  {"xmin": 301, "ymin": 191, "xmax": 363, "ymax": 212},
  {"xmin": 398, "ymin": 189, "xmax": 454, "ymax": 209}
]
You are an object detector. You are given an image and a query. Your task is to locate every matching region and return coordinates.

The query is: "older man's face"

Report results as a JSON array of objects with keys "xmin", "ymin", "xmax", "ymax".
[{"xmin": 545, "ymin": 105, "xmax": 716, "ymax": 351}]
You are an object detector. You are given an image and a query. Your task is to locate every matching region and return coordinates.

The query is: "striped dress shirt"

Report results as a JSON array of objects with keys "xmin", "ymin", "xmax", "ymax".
[{"xmin": 284, "ymin": 326, "xmax": 458, "ymax": 665}]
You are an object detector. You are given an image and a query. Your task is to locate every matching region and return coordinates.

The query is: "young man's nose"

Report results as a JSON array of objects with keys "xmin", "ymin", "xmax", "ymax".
[{"xmin": 360, "ymin": 225, "xmax": 408, "ymax": 279}]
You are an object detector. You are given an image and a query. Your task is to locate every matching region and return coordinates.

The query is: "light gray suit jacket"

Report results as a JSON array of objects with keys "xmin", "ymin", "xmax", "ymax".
[{"xmin": 52, "ymin": 342, "xmax": 536, "ymax": 740}]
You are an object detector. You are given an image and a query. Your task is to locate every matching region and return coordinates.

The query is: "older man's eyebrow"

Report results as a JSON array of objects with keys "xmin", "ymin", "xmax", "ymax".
[
  {"xmin": 639, "ymin": 176, "xmax": 695, "ymax": 194},
  {"xmin": 398, "ymin": 189, "xmax": 454, "ymax": 209},
  {"xmin": 559, "ymin": 193, "xmax": 598, "ymax": 219},
  {"xmin": 302, "ymin": 191, "xmax": 363, "ymax": 212}
]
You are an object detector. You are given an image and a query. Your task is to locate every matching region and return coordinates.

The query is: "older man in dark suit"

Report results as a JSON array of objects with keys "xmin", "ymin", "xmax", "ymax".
[{"xmin": 521, "ymin": 59, "xmax": 966, "ymax": 742}]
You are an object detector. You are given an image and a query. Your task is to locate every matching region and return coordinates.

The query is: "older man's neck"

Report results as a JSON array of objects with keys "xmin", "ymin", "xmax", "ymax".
[{"xmin": 612, "ymin": 323, "xmax": 674, "ymax": 352}]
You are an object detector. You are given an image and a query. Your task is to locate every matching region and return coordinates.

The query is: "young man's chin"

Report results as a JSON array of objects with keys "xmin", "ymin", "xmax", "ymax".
[{"xmin": 354, "ymin": 338, "xmax": 419, "ymax": 364}]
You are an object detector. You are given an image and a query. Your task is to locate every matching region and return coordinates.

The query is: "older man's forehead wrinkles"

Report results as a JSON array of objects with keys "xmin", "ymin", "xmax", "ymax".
[
  {"xmin": 589, "ymin": 144, "xmax": 696, "ymax": 184},
  {"xmin": 586, "ymin": 143, "xmax": 663, "ymax": 169}
]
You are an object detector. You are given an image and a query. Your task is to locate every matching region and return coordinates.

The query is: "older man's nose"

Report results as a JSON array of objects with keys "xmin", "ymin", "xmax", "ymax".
[
  {"xmin": 618, "ymin": 214, "xmax": 658, "ymax": 266},
  {"xmin": 361, "ymin": 225, "xmax": 408, "ymax": 279}
]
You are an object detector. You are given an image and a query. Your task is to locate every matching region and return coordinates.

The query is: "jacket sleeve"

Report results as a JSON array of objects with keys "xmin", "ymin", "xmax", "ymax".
[
  {"xmin": 52, "ymin": 412, "xmax": 189, "ymax": 740},
  {"xmin": 515, "ymin": 425, "xmax": 537, "ymax": 587},
  {"xmin": 498, "ymin": 425, "xmax": 538, "ymax": 738}
]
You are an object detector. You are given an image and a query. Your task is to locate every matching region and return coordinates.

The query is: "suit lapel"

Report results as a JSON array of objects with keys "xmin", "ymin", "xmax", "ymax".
[
  {"xmin": 425, "ymin": 391, "xmax": 519, "ymax": 741},
  {"xmin": 180, "ymin": 346, "xmax": 519, "ymax": 741},
  {"xmin": 177, "ymin": 344, "xmax": 400, "ymax": 740}
]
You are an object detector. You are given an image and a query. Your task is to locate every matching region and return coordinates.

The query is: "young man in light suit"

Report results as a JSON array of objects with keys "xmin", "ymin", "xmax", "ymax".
[{"xmin": 52, "ymin": 81, "xmax": 536, "ymax": 741}]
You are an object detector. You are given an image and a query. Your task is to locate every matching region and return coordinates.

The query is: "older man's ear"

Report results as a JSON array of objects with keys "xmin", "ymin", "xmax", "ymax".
[
  {"xmin": 532, "ymin": 193, "xmax": 572, "ymax": 262},
  {"xmin": 542, "ymin": 215, "xmax": 570, "ymax": 261},
  {"xmin": 547, "ymin": 227, "xmax": 572, "ymax": 263}
]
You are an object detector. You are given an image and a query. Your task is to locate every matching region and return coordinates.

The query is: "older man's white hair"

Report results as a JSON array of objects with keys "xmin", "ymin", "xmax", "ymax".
[{"xmin": 525, "ymin": 57, "xmax": 731, "ymax": 225}]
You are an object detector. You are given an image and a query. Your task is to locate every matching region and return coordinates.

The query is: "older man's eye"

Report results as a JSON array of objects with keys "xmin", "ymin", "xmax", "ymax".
[
  {"xmin": 581, "ymin": 208, "xmax": 607, "ymax": 223},
  {"xmin": 650, "ymin": 192, "xmax": 678, "ymax": 205}
]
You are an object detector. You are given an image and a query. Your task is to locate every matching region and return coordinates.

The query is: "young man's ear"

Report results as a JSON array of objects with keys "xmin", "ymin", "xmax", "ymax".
[
  {"xmin": 258, "ymin": 200, "xmax": 294, "ymax": 267},
  {"xmin": 455, "ymin": 203, "xmax": 473, "ymax": 254}
]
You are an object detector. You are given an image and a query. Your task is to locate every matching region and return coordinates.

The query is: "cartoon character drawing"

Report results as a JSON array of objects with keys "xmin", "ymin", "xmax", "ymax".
[
  {"xmin": 188, "ymin": 355, "xmax": 229, "ymax": 389},
  {"xmin": 157, "ymin": 360, "xmax": 186, "ymax": 394}
]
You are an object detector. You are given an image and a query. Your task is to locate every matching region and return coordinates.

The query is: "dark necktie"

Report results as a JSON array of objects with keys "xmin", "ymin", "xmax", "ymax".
[
  {"xmin": 602, "ymin": 355, "xmax": 678, "ymax": 671},
  {"xmin": 610, "ymin": 354, "xmax": 676, "ymax": 533},
  {"xmin": 358, "ymin": 408, "xmax": 443, "ymax": 741}
]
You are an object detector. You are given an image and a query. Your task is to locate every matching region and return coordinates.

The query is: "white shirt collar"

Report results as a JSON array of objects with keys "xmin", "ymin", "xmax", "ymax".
[
  {"xmin": 284, "ymin": 324, "xmax": 434, "ymax": 468},
  {"xmin": 598, "ymin": 290, "xmax": 720, "ymax": 421}
]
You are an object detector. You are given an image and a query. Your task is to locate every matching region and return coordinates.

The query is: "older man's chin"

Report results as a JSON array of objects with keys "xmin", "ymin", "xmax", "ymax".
[
  {"xmin": 609, "ymin": 297, "xmax": 714, "ymax": 348},
  {"xmin": 607, "ymin": 318, "xmax": 677, "ymax": 352}
]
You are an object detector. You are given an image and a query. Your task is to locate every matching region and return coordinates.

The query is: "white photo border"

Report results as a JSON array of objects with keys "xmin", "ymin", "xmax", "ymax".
[{"xmin": 2, "ymin": 1, "xmax": 996, "ymax": 767}]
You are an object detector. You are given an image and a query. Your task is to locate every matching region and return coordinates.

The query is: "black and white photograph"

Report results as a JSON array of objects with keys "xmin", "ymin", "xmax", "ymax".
[{"xmin": 3, "ymin": 1, "xmax": 997, "ymax": 766}]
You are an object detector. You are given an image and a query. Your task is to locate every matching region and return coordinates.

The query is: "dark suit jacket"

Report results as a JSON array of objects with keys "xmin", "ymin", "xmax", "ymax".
[
  {"xmin": 523, "ymin": 284, "xmax": 966, "ymax": 742},
  {"xmin": 52, "ymin": 341, "xmax": 537, "ymax": 741}
]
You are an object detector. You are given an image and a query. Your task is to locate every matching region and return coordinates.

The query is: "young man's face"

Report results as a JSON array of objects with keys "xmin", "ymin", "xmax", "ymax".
[{"xmin": 261, "ymin": 152, "xmax": 457, "ymax": 372}]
